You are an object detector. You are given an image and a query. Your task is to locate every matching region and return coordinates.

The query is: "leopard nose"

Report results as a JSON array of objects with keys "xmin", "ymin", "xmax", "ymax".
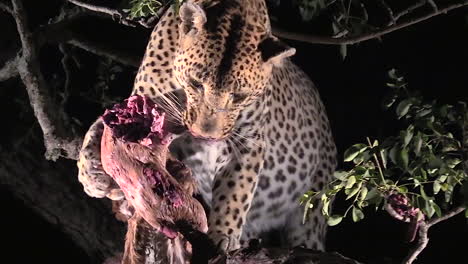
[{"xmin": 201, "ymin": 121, "xmax": 215, "ymax": 134}]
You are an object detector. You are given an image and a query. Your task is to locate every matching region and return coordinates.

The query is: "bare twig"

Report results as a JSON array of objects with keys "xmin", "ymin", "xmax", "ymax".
[
  {"xmin": 0, "ymin": 55, "xmax": 19, "ymax": 81},
  {"xmin": 463, "ymin": 115, "xmax": 468, "ymax": 182},
  {"xmin": 427, "ymin": 0, "xmax": 439, "ymax": 11},
  {"xmin": 0, "ymin": 11, "xmax": 141, "ymax": 85},
  {"xmin": 378, "ymin": 0, "xmax": 395, "ymax": 25},
  {"xmin": 273, "ymin": 1, "xmax": 468, "ymax": 45},
  {"xmin": 65, "ymin": 0, "xmax": 166, "ymax": 28},
  {"xmin": 394, "ymin": 0, "xmax": 426, "ymax": 21},
  {"xmin": 10, "ymin": 0, "xmax": 82, "ymax": 160},
  {"xmin": 360, "ymin": 2, "xmax": 368, "ymax": 23},
  {"xmin": 66, "ymin": 0, "xmax": 121, "ymax": 18},
  {"xmin": 58, "ymin": 44, "xmax": 73, "ymax": 114},
  {"xmin": 66, "ymin": 0, "xmax": 137, "ymax": 27},
  {"xmin": 68, "ymin": 38, "xmax": 141, "ymax": 67},
  {"xmin": 402, "ymin": 206, "xmax": 466, "ymax": 264}
]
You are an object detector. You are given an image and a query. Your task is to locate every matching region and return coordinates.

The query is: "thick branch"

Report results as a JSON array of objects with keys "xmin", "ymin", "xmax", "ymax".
[
  {"xmin": 427, "ymin": 206, "xmax": 466, "ymax": 227},
  {"xmin": 0, "ymin": 55, "xmax": 19, "ymax": 81},
  {"xmin": 0, "ymin": 138, "xmax": 125, "ymax": 263},
  {"xmin": 272, "ymin": 1, "xmax": 468, "ymax": 45},
  {"xmin": 402, "ymin": 221, "xmax": 429, "ymax": 264},
  {"xmin": 0, "ymin": 2, "xmax": 12, "ymax": 14},
  {"xmin": 401, "ymin": 206, "xmax": 466, "ymax": 264},
  {"xmin": 11, "ymin": 0, "xmax": 82, "ymax": 160}
]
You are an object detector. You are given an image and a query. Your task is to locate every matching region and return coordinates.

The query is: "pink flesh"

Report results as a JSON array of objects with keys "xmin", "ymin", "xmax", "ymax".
[
  {"xmin": 102, "ymin": 95, "xmax": 169, "ymax": 146},
  {"xmin": 101, "ymin": 95, "xmax": 187, "ymax": 238}
]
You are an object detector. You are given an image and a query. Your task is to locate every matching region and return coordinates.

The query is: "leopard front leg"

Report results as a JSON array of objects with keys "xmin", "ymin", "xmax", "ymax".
[
  {"xmin": 77, "ymin": 118, "xmax": 123, "ymax": 200},
  {"xmin": 207, "ymin": 137, "xmax": 265, "ymax": 252}
]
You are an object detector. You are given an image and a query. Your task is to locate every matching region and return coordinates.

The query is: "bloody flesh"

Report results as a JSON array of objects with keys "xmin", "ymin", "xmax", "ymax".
[{"xmin": 100, "ymin": 95, "xmax": 207, "ymax": 239}]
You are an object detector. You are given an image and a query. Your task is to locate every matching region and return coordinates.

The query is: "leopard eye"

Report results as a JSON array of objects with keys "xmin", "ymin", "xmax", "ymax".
[{"xmin": 188, "ymin": 78, "xmax": 204, "ymax": 92}]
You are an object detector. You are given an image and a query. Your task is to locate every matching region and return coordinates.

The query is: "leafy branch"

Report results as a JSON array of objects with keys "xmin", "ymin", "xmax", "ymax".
[
  {"xmin": 274, "ymin": 0, "xmax": 468, "ymax": 58},
  {"xmin": 301, "ymin": 69, "xmax": 468, "ymax": 263},
  {"xmin": 65, "ymin": 0, "xmax": 175, "ymax": 28}
]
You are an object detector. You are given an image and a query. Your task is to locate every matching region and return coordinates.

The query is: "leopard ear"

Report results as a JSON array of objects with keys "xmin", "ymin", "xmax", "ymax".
[
  {"xmin": 259, "ymin": 36, "xmax": 296, "ymax": 66},
  {"xmin": 179, "ymin": 2, "xmax": 207, "ymax": 36}
]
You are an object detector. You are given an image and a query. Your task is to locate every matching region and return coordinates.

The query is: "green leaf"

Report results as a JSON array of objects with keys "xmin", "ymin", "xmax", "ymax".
[
  {"xmin": 438, "ymin": 175, "xmax": 448, "ymax": 183},
  {"xmin": 428, "ymin": 156, "xmax": 444, "ymax": 170},
  {"xmin": 416, "ymin": 108, "xmax": 432, "ymax": 118},
  {"xmin": 444, "ymin": 185, "xmax": 454, "ymax": 203},
  {"xmin": 420, "ymin": 186, "xmax": 430, "ymax": 201},
  {"xmin": 401, "ymin": 126, "xmax": 414, "ymax": 147},
  {"xmin": 396, "ymin": 99, "xmax": 412, "ymax": 118},
  {"xmin": 382, "ymin": 93, "xmax": 398, "ymax": 109},
  {"xmin": 397, "ymin": 185, "xmax": 408, "ymax": 194},
  {"xmin": 359, "ymin": 186, "xmax": 368, "ymax": 202},
  {"xmin": 345, "ymin": 176, "xmax": 357, "ymax": 189},
  {"xmin": 334, "ymin": 171, "xmax": 348, "ymax": 180},
  {"xmin": 321, "ymin": 194, "xmax": 330, "ymax": 216},
  {"xmin": 344, "ymin": 144, "xmax": 368, "ymax": 162},
  {"xmin": 340, "ymin": 44, "xmax": 347, "ymax": 60},
  {"xmin": 388, "ymin": 68, "xmax": 398, "ymax": 80},
  {"xmin": 390, "ymin": 147, "xmax": 409, "ymax": 169},
  {"xmin": 352, "ymin": 207, "xmax": 365, "ymax": 222},
  {"xmin": 424, "ymin": 200, "xmax": 435, "ymax": 218},
  {"xmin": 399, "ymin": 148, "xmax": 409, "ymax": 170},
  {"xmin": 438, "ymin": 104, "xmax": 449, "ymax": 117},
  {"xmin": 433, "ymin": 181, "xmax": 441, "ymax": 194},
  {"xmin": 433, "ymin": 202, "xmax": 442, "ymax": 217},
  {"xmin": 364, "ymin": 188, "xmax": 381, "ymax": 201},
  {"xmin": 302, "ymin": 198, "xmax": 313, "ymax": 224},
  {"xmin": 465, "ymin": 209, "xmax": 468, "ymax": 218},
  {"xmin": 346, "ymin": 182, "xmax": 362, "ymax": 200},
  {"xmin": 327, "ymin": 215, "xmax": 343, "ymax": 226},
  {"xmin": 352, "ymin": 151, "xmax": 371, "ymax": 165},
  {"xmin": 389, "ymin": 146, "xmax": 398, "ymax": 166},
  {"xmin": 446, "ymin": 158, "xmax": 462, "ymax": 169},
  {"xmin": 413, "ymin": 133, "xmax": 423, "ymax": 156}
]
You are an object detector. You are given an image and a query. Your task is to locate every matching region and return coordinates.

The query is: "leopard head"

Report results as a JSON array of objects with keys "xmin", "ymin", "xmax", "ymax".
[{"xmin": 173, "ymin": 0, "xmax": 295, "ymax": 140}]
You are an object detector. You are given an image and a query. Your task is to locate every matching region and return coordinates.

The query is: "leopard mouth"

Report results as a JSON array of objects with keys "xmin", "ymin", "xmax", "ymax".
[{"xmin": 187, "ymin": 127, "xmax": 231, "ymax": 142}]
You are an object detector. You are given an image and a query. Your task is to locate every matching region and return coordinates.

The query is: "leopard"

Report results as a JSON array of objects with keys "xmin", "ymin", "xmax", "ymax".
[{"xmin": 77, "ymin": 0, "xmax": 337, "ymax": 253}]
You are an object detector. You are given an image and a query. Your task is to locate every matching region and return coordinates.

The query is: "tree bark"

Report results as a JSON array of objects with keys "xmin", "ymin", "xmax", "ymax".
[{"xmin": 0, "ymin": 133, "xmax": 125, "ymax": 263}]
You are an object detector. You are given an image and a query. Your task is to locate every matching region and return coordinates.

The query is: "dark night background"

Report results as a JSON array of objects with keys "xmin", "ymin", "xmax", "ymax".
[{"xmin": 0, "ymin": 1, "xmax": 467, "ymax": 263}]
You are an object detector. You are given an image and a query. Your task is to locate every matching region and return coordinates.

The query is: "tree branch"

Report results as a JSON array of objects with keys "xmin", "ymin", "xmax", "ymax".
[
  {"xmin": 402, "ymin": 206, "xmax": 466, "ymax": 264},
  {"xmin": 0, "ymin": 2, "xmax": 12, "ymax": 14},
  {"xmin": 394, "ymin": 0, "xmax": 427, "ymax": 21},
  {"xmin": 0, "ymin": 55, "xmax": 19, "ymax": 82},
  {"xmin": 0, "ymin": 138, "xmax": 125, "ymax": 263},
  {"xmin": 427, "ymin": 206, "xmax": 466, "ymax": 227},
  {"xmin": 10, "ymin": 0, "xmax": 82, "ymax": 160},
  {"xmin": 65, "ymin": 0, "xmax": 165, "ymax": 28},
  {"xmin": 0, "ymin": 12, "xmax": 141, "ymax": 87},
  {"xmin": 402, "ymin": 221, "xmax": 429, "ymax": 264},
  {"xmin": 272, "ymin": 1, "xmax": 468, "ymax": 45},
  {"xmin": 68, "ymin": 38, "xmax": 141, "ymax": 67}
]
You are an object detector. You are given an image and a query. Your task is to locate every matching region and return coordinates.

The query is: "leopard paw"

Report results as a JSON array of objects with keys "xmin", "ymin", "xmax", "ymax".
[
  {"xmin": 208, "ymin": 230, "xmax": 241, "ymax": 252},
  {"xmin": 77, "ymin": 118, "xmax": 122, "ymax": 200}
]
